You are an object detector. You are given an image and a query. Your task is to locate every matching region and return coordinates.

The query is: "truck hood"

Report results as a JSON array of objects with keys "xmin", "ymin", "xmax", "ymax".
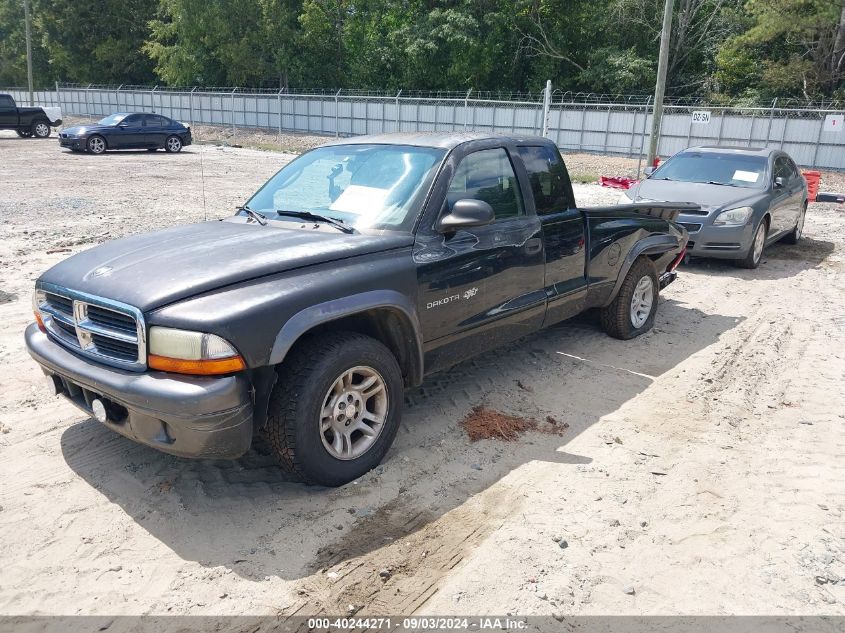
[
  {"xmin": 630, "ymin": 179, "xmax": 763, "ymax": 213},
  {"xmin": 39, "ymin": 221, "xmax": 413, "ymax": 312}
]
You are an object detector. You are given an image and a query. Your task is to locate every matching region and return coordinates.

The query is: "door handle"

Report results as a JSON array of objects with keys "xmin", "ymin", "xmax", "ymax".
[{"xmin": 524, "ymin": 237, "xmax": 543, "ymax": 255}]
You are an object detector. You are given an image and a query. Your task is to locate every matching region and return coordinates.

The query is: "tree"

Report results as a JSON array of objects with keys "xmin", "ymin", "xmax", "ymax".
[
  {"xmin": 38, "ymin": 0, "xmax": 156, "ymax": 84},
  {"xmin": 716, "ymin": 0, "xmax": 845, "ymax": 100}
]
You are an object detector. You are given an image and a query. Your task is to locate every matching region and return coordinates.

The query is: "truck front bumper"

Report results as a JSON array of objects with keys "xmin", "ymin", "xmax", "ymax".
[{"xmin": 25, "ymin": 323, "xmax": 253, "ymax": 459}]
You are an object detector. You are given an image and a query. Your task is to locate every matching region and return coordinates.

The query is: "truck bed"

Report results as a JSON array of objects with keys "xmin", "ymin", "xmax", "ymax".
[{"xmin": 580, "ymin": 201, "xmax": 701, "ymax": 222}]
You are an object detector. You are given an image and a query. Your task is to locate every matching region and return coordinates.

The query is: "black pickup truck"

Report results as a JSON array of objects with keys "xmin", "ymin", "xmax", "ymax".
[
  {"xmin": 0, "ymin": 93, "xmax": 62, "ymax": 138},
  {"xmin": 26, "ymin": 133, "xmax": 689, "ymax": 486}
]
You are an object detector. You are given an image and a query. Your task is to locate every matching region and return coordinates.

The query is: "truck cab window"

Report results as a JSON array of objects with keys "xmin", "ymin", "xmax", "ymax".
[
  {"xmin": 517, "ymin": 146, "xmax": 571, "ymax": 214},
  {"xmin": 447, "ymin": 148, "xmax": 523, "ymax": 220},
  {"xmin": 0, "ymin": 95, "xmax": 14, "ymax": 110}
]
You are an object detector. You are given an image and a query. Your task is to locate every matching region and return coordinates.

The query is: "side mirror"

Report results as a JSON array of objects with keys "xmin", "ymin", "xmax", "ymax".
[
  {"xmin": 774, "ymin": 176, "xmax": 785, "ymax": 189},
  {"xmin": 118, "ymin": 122, "xmax": 128, "ymax": 128},
  {"xmin": 643, "ymin": 166, "xmax": 655, "ymax": 177},
  {"xmin": 438, "ymin": 199, "xmax": 494, "ymax": 232}
]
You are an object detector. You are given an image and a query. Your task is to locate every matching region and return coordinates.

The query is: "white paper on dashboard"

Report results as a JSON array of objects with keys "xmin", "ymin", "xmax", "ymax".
[
  {"xmin": 329, "ymin": 185, "xmax": 388, "ymax": 214},
  {"xmin": 733, "ymin": 170, "xmax": 759, "ymax": 183}
]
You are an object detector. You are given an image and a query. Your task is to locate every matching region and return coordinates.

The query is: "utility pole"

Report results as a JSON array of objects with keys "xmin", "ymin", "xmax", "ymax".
[
  {"xmin": 646, "ymin": 0, "xmax": 674, "ymax": 168},
  {"xmin": 23, "ymin": 0, "xmax": 34, "ymax": 105}
]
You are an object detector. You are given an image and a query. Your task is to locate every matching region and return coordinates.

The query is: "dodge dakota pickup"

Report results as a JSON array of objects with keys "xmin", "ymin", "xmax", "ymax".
[
  {"xmin": 26, "ymin": 133, "xmax": 689, "ymax": 486},
  {"xmin": 0, "ymin": 93, "xmax": 62, "ymax": 138}
]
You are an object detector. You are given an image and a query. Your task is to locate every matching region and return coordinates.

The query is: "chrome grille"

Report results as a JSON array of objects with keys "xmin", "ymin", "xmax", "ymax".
[{"xmin": 36, "ymin": 282, "xmax": 147, "ymax": 372}]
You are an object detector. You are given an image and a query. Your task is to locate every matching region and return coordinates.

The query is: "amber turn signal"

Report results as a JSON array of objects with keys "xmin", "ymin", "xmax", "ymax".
[
  {"xmin": 148, "ymin": 354, "xmax": 246, "ymax": 375},
  {"xmin": 34, "ymin": 311, "xmax": 46, "ymax": 333}
]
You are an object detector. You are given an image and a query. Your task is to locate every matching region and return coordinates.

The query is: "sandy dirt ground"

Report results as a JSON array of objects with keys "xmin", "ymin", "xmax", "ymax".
[{"xmin": 1, "ymin": 130, "xmax": 844, "ymax": 620}]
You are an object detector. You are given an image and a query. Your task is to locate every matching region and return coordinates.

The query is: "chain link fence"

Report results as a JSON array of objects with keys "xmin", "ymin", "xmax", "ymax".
[{"xmin": 5, "ymin": 83, "xmax": 845, "ymax": 170}]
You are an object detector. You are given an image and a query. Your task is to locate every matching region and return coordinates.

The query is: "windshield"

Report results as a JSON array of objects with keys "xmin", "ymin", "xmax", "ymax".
[
  {"xmin": 246, "ymin": 144, "xmax": 445, "ymax": 232},
  {"xmin": 651, "ymin": 152, "xmax": 767, "ymax": 188},
  {"xmin": 97, "ymin": 113, "xmax": 128, "ymax": 126}
]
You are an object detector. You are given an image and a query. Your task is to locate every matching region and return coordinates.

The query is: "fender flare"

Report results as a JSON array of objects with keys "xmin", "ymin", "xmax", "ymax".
[
  {"xmin": 602, "ymin": 233, "xmax": 680, "ymax": 307},
  {"xmin": 268, "ymin": 289, "xmax": 424, "ymax": 385}
]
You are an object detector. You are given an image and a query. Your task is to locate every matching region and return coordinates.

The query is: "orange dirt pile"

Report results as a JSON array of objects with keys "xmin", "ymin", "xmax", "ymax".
[{"xmin": 460, "ymin": 406, "xmax": 567, "ymax": 442}]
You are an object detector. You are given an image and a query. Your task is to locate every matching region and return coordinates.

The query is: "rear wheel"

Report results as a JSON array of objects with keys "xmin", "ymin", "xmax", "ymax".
[
  {"xmin": 736, "ymin": 218, "xmax": 767, "ymax": 269},
  {"xmin": 783, "ymin": 204, "xmax": 806, "ymax": 245},
  {"xmin": 87, "ymin": 135, "xmax": 106, "ymax": 154},
  {"xmin": 263, "ymin": 331, "xmax": 403, "ymax": 487},
  {"xmin": 165, "ymin": 135, "xmax": 182, "ymax": 153},
  {"xmin": 32, "ymin": 121, "xmax": 50, "ymax": 138},
  {"xmin": 600, "ymin": 257, "xmax": 659, "ymax": 340}
]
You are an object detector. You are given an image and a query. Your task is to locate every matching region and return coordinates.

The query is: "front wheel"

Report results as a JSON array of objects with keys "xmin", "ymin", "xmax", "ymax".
[
  {"xmin": 600, "ymin": 257, "xmax": 659, "ymax": 340},
  {"xmin": 736, "ymin": 218, "xmax": 767, "ymax": 269},
  {"xmin": 165, "ymin": 135, "xmax": 183, "ymax": 153},
  {"xmin": 87, "ymin": 135, "xmax": 106, "ymax": 154},
  {"xmin": 15, "ymin": 129, "xmax": 32, "ymax": 138},
  {"xmin": 32, "ymin": 121, "xmax": 51, "ymax": 138},
  {"xmin": 263, "ymin": 331, "xmax": 403, "ymax": 486}
]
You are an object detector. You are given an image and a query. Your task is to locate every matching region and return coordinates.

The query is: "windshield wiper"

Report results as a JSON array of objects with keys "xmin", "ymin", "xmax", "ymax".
[
  {"xmin": 236, "ymin": 205, "xmax": 267, "ymax": 226},
  {"xmin": 275, "ymin": 210, "xmax": 355, "ymax": 234},
  {"xmin": 706, "ymin": 181, "xmax": 740, "ymax": 187}
]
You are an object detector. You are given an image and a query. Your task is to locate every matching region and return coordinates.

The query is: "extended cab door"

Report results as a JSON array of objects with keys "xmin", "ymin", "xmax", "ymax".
[
  {"xmin": 516, "ymin": 145, "xmax": 587, "ymax": 325},
  {"xmin": 415, "ymin": 143, "xmax": 545, "ymax": 372},
  {"xmin": 0, "ymin": 95, "xmax": 18, "ymax": 128}
]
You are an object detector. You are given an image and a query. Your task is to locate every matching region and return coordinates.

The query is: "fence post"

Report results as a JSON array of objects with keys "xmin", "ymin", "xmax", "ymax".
[
  {"xmin": 231, "ymin": 88, "xmax": 237, "ymax": 132},
  {"xmin": 189, "ymin": 87, "xmax": 196, "ymax": 128},
  {"xmin": 335, "ymin": 89, "xmax": 341, "ymax": 137},
  {"xmin": 766, "ymin": 98, "xmax": 777, "ymax": 147},
  {"xmin": 115, "ymin": 84, "xmax": 122, "ymax": 111},
  {"xmin": 464, "ymin": 88, "xmax": 472, "ymax": 131},
  {"xmin": 151, "ymin": 85, "xmax": 157, "ymax": 113},
  {"xmin": 395, "ymin": 90, "xmax": 402, "ymax": 132},
  {"xmin": 811, "ymin": 111, "xmax": 825, "ymax": 168},
  {"xmin": 55, "ymin": 81, "xmax": 62, "ymax": 119},
  {"xmin": 541, "ymin": 80, "xmax": 551, "ymax": 137},
  {"xmin": 85, "ymin": 84, "xmax": 92, "ymax": 116},
  {"xmin": 277, "ymin": 89, "xmax": 283, "ymax": 136},
  {"xmin": 636, "ymin": 96, "xmax": 652, "ymax": 177}
]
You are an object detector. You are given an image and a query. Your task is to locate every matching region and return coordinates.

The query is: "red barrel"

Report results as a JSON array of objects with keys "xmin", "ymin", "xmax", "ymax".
[{"xmin": 803, "ymin": 170, "xmax": 821, "ymax": 202}]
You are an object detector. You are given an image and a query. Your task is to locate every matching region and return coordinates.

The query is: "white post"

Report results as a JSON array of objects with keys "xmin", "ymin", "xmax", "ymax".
[
  {"xmin": 541, "ymin": 79, "xmax": 552, "ymax": 137},
  {"xmin": 335, "ymin": 89, "xmax": 342, "ymax": 137},
  {"xmin": 189, "ymin": 87, "xmax": 196, "ymax": 127},
  {"xmin": 395, "ymin": 90, "xmax": 402, "ymax": 132},
  {"xmin": 231, "ymin": 88, "xmax": 237, "ymax": 132},
  {"xmin": 151, "ymin": 85, "xmax": 157, "ymax": 113},
  {"xmin": 464, "ymin": 88, "xmax": 472, "ymax": 130}
]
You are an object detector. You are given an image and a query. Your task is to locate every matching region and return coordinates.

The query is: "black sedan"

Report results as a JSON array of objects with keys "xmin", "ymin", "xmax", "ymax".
[{"xmin": 58, "ymin": 112, "xmax": 192, "ymax": 154}]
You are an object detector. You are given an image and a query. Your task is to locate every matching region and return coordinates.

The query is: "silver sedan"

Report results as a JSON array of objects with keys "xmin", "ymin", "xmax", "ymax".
[{"xmin": 620, "ymin": 146, "xmax": 807, "ymax": 269}]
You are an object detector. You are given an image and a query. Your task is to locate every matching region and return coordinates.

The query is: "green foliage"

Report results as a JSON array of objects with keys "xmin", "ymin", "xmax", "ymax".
[
  {"xmin": 0, "ymin": 0, "xmax": 843, "ymax": 102},
  {"xmin": 715, "ymin": 0, "xmax": 845, "ymax": 99}
]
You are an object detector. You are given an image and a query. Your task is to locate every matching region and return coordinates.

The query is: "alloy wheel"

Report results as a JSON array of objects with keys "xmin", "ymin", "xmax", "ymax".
[
  {"xmin": 319, "ymin": 366, "xmax": 388, "ymax": 460},
  {"xmin": 629, "ymin": 276, "xmax": 654, "ymax": 329}
]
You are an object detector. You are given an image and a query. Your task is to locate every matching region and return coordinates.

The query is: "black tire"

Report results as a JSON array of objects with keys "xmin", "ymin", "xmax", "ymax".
[
  {"xmin": 599, "ymin": 257, "xmax": 659, "ymax": 340},
  {"xmin": 263, "ymin": 331, "xmax": 403, "ymax": 487},
  {"xmin": 782, "ymin": 204, "xmax": 806, "ymax": 245},
  {"xmin": 32, "ymin": 120, "xmax": 51, "ymax": 138},
  {"xmin": 736, "ymin": 217, "xmax": 768, "ymax": 269},
  {"xmin": 86, "ymin": 135, "xmax": 106, "ymax": 154},
  {"xmin": 164, "ymin": 135, "xmax": 183, "ymax": 153},
  {"xmin": 15, "ymin": 129, "xmax": 32, "ymax": 138}
]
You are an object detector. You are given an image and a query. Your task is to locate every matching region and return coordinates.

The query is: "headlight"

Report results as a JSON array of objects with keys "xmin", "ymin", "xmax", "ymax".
[
  {"xmin": 617, "ymin": 192, "xmax": 632, "ymax": 205},
  {"xmin": 148, "ymin": 326, "xmax": 245, "ymax": 375},
  {"xmin": 714, "ymin": 206, "xmax": 754, "ymax": 226},
  {"xmin": 32, "ymin": 288, "xmax": 46, "ymax": 332}
]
